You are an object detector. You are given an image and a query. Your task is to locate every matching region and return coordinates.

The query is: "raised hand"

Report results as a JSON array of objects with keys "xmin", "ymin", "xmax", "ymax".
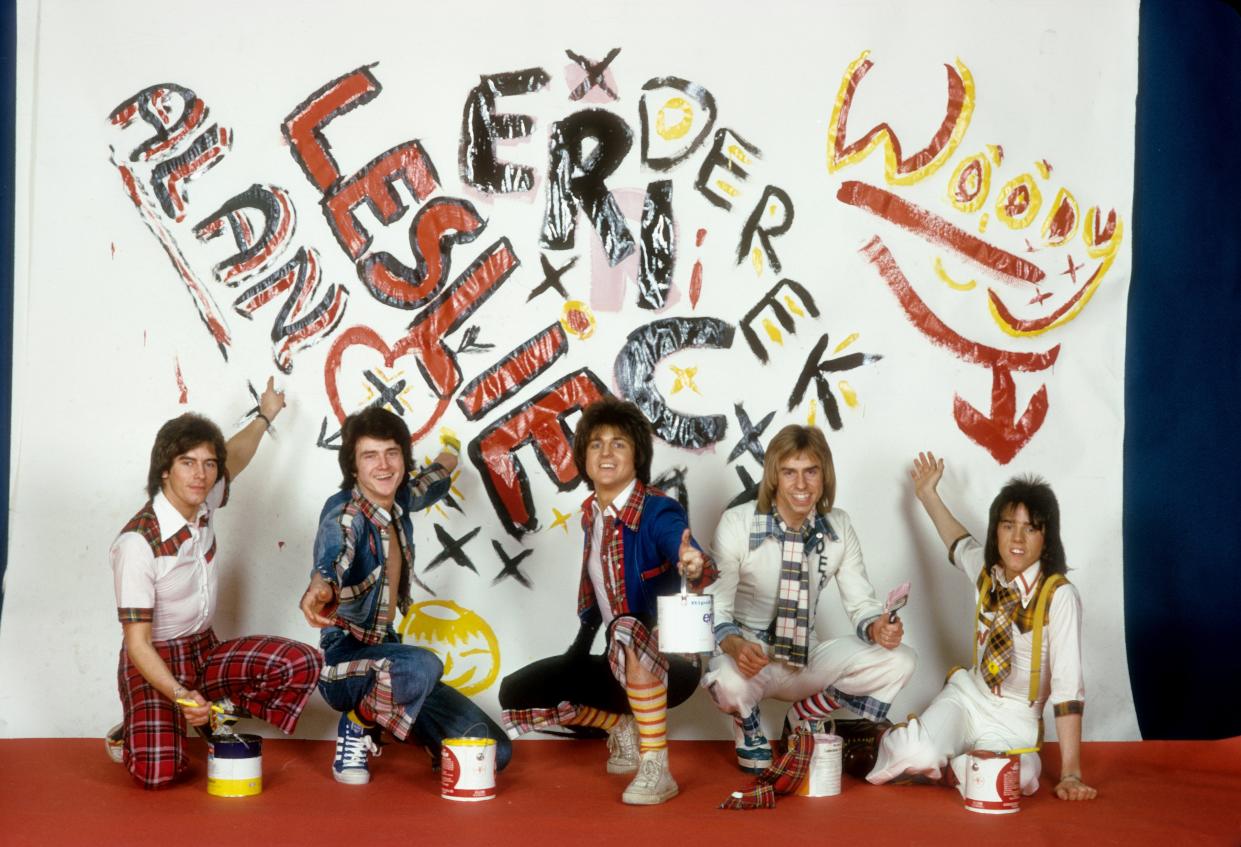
[
  {"xmin": 677, "ymin": 528, "xmax": 705, "ymax": 581},
  {"xmin": 910, "ymin": 451, "xmax": 944, "ymax": 502},
  {"xmin": 258, "ymin": 376, "xmax": 286, "ymax": 423}
]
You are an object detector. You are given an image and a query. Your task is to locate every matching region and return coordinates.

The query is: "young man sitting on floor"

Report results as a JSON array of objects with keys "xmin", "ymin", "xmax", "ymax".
[{"xmin": 866, "ymin": 451, "xmax": 1097, "ymax": 801}]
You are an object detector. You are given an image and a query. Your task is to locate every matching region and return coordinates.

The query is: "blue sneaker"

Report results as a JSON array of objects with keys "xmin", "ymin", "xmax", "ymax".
[
  {"xmin": 733, "ymin": 717, "xmax": 772, "ymax": 774},
  {"xmin": 333, "ymin": 712, "xmax": 379, "ymax": 785}
]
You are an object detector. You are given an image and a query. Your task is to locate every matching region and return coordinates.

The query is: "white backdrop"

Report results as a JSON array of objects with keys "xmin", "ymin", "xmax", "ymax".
[{"xmin": 2, "ymin": 0, "xmax": 1139, "ymax": 743}]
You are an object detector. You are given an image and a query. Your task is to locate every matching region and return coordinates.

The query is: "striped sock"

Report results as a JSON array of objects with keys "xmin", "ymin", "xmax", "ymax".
[
  {"xmin": 793, "ymin": 690, "xmax": 840, "ymax": 722},
  {"xmin": 347, "ymin": 708, "xmax": 374, "ymax": 728},
  {"xmin": 565, "ymin": 706, "xmax": 621, "ymax": 732},
  {"xmin": 626, "ymin": 680, "xmax": 668, "ymax": 753}
]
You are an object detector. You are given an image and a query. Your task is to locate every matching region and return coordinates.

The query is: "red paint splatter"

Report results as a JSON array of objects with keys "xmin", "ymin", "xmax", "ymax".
[
  {"xmin": 839, "ymin": 180, "xmax": 1046, "ymax": 285},
  {"xmin": 1028, "ymin": 290, "xmax": 1053, "ymax": 306},
  {"xmin": 689, "ymin": 261, "xmax": 703, "ymax": 309},
  {"xmin": 175, "ymin": 358, "xmax": 188, "ymax": 404},
  {"xmin": 278, "ymin": 541, "xmax": 285, "ymax": 550},
  {"xmin": 110, "ymin": 242, "xmax": 116, "ymax": 258},
  {"xmin": 695, "ymin": 228, "xmax": 707, "ymax": 247},
  {"xmin": 1040, "ymin": 159, "xmax": 1053, "ymax": 176}
]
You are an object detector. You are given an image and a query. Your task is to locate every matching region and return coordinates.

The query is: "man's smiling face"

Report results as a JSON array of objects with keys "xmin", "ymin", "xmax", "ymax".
[{"xmin": 354, "ymin": 435, "xmax": 405, "ymax": 508}]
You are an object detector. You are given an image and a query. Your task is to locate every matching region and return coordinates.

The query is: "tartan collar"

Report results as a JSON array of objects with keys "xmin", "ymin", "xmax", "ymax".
[
  {"xmin": 581, "ymin": 479, "xmax": 646, "ymax": 533},
  {"xmin": 990, "ymin": 561, "xmax": 1043, "ymax": 607},
  {"xmin": 151, "ymin": 486, "xmax": 213, "ymax": 541},
  {"xmin": 351, "ymin": 486, "xmax": 404, "ymax": 528},
  {"xmin": 749, "ymin": 508, "xmax": 837, "ymax": 551}
]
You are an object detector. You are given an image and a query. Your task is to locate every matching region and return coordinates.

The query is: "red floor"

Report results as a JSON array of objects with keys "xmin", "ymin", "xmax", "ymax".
[{"xmin": 1, "ymin": 737, "xmax": 1238, "ymax": 846}]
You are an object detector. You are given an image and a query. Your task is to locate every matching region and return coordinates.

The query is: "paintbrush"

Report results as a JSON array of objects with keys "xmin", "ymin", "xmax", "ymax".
[{"xmin": 884, "ymin": 581, "xmax": 911, "ymax": 623}]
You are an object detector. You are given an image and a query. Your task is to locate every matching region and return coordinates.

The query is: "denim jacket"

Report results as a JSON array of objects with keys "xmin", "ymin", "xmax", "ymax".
[{"xmin": 312, "ymin": 463, "xmax": 450, "ymax": 645}]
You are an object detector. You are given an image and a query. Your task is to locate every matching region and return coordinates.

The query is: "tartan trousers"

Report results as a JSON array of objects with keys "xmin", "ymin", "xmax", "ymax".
[{"xmin": 117, "ymin": 628, "xmax": 322, "ymax": 789}]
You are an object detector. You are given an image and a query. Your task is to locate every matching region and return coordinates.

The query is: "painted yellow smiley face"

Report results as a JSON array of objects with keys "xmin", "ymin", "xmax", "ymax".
[{"xmin": 398, "ymin": 600, "xmax": 501, "ymax": 697}]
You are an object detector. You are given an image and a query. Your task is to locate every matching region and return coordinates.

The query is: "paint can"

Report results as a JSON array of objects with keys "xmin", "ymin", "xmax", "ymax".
[
  {"xmin": 207, "ymin": 734, "xmax": 262, "ymax": 797},
  {"xmin": 657, "ymin": 592, "xmax": 714, "ymax": 653},
  {"xmin": 441, "ymin": 737, "xmax": 497, "ymax": 801},
  {"xmin": 797, "ymin": 731, "xmax": 843, "ymax": 797},
  {"xmin": 961, "ymin": 750, "xmax": 1020, "ymax": 814}
]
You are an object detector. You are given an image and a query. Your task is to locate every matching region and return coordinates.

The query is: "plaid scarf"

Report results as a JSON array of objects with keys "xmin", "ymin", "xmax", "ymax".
[
  {"xmin": 751, "ymin": 511, "xmax": 832, "ymax": 667},
  {"xmin": 720, "ymin": 727, "xmax": 816, "ymax": 810}
]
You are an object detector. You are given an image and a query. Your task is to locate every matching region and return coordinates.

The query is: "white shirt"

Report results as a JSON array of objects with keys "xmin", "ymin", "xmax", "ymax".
[
  {"xmin": 954, "ymin": 536, "xmax": 1085, "ymax": 712},
  {"xmin": 586, "ymin": 479, "xmax": 636, "ymax": 627},
  {"xmin": 707, "ymin": 503, "xmax": 884, "ymax": 642},
  {"xmin": 111, "ymin": 479, "xmax": 227, "ymax": 641}
]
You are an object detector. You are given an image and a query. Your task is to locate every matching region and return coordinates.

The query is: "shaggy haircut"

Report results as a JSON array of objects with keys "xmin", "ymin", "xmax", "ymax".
[
  {"xmin": 756, "ymin": 424, "xmax": 836, "ymax": 515},
  {"xmin": 984, "ymin": 475, "xmax": 1068, "ymax": 576},
  {"xmin": 572, "ymin": 397, "xmax": 654, "ymax": 489},
  {"xmin": 338, "ymin": 406, "xmax": 414, "ymax": 490},
  {"xmin": 147, "ymin": 413, "xmax": 227, "ymax": 498}
]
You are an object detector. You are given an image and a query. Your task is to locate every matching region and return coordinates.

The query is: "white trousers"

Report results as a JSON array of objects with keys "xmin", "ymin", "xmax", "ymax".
[
  {"xmin": 702, "ymin": 628, "xmax": 916, "ymax": 719},
  {"xmin": 867, "ymin": 667, "xmax": 1043, "ymax": 795}
]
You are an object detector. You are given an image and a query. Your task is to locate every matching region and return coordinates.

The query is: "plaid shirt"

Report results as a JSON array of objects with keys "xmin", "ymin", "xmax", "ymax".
[
  {"xmin": 575, "ymin": 481, "xmax": 715, "ymax": 623},
  {"xmin": 313, "ymin": 463, "xmax": 450, "ymax": 646}
]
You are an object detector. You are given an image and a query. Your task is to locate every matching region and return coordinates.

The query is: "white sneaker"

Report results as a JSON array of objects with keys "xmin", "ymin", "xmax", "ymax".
[
  {"xmin": 621, "ymin": 749, "xmax": 679, "ymax": 805},
  {"xmin": 606, "ymin": 715, "xmax": 639, "ymax": 774},
  {"xmin": 105, "ymin": 722, "xmax": 124, "ymax": 764}
]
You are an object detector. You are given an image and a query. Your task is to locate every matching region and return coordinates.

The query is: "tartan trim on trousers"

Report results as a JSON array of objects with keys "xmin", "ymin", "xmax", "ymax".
[
  {"xmin": 117, "ymin": 628, "xmax": 321, "ymax": 789},
  {"xmin": 117, "ymin": 607, "xmax": 154, "ymax": 623},
  {"xmin": 606, "ymin": 616, "xmax": 669, "ymax": 687},
  {"xmin": 1053, "ymin": 700, "xmax": 1084, "ymax": 717},
  {"xmin": 500, "ymin": 701, "xmax": 581, "ymax": 739},
  {"xmin": 322, "ymin": 655, "xmax": 416, "ymax": 741},
  {"xmin": 825, "ymin": 685, "xmax": 892, "ymax": 722}
]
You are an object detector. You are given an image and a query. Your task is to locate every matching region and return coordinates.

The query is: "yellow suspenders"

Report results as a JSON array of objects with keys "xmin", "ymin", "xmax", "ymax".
[{"xmin": 971, "ymin": 571, "xmax": 1068, "ymax": 703}]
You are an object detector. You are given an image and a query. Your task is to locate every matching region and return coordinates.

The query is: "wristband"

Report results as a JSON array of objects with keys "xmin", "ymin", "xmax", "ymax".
[{"xmin": 256, "ymin": 413, "xmax": 271, "ymax": 430}]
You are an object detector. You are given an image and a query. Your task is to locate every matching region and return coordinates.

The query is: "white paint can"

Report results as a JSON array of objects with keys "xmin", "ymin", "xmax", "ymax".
[
  {"xmin": 797, "ymin": 731, "xmax": 843, "ymax": 797},
  {"xmin": 657, "ymin": 592, "xmax": 714, "ymax": 653},
  {"xmin": 441, "ymin": 737, "xmax": 497, "ymax": 801},
  {"xmin": 207, "ymin": 734, "xmax": 262, "ymax": 797},
  {"xmin": 962, "ymin": 750, "xmax": 1020, "ymax": 814}
]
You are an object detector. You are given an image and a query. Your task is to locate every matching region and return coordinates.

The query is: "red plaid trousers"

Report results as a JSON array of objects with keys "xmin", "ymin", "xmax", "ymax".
[{"xmin": 117, "ymin": 628, "xmax": 322, "ymax": 789}]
